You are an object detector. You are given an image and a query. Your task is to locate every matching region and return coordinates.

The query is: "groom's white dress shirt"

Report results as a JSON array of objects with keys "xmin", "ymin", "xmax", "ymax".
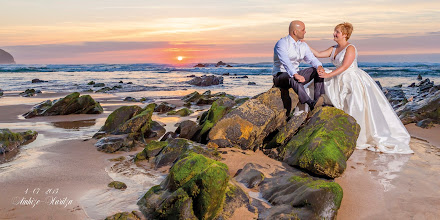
[{"xmin": 272, "ymin": 35, "xmax": 322, "ymax": 77}]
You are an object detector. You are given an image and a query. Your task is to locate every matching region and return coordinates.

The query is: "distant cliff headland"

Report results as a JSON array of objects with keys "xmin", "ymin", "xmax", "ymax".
[{"xmin": 0, "ymin": 49, "xmax": 15, "ymax": 64}]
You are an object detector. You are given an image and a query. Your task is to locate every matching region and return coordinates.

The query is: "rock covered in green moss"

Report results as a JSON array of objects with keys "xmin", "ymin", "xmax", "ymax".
[
  {"xmin": 166, "ymin": 108, "xmax": 193, "ymax": 117},
  {"xmin": 259, "ymin": 170, "xmax": 343, "ymax": 220},
  {"xmin": 98, "ymin": 105, "xmax": 143, "ymax": 134},
  {"xmin": 138, "ymin": 152, "xmax": 229, "ymax": 220},
  {"xmin": 280, "ymin": 107, "xmax": 360, "ymax": 178},
  {"xmin": 0, "ymin": 129, "xmax": 38, "ymax": 154},
  {"xmin": 108, "ymin": 181, "xmax": 127, "ymax": 190},
  {"xmin": 104, "ymin": 211, "xmax": 143, "ymax": 220},
  {"xmin": 135, "ymin": 140, "xmax": 168, "ymax": 162},
  {"xmin": 94, "ymin": 104, "xmax": 165, "ymax": 145},
  {"xmin": 194, "ymin": 97, "xmax": 235, "ymax": 143},
  {"xmin": 23, "ymin": 92, "xmax": 103, "ymax": 118},
  {"xmin": 154, "ymin": 138, "xmax": 220, "ymax": 168},
  {"xmin": 208, "ymin": 88, "xmax": 298, "ymax": 150}
]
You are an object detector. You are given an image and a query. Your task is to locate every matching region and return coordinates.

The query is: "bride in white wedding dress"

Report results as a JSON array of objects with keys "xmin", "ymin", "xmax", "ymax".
[{"xmin": 308, "ymin": 22, "xmax": 413, "ymax": 154}]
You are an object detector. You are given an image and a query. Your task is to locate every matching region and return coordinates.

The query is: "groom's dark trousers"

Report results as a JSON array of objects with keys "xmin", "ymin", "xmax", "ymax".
[{"xmin": 273, "ymin": 67, "xmax": 325, "ymax": 104}]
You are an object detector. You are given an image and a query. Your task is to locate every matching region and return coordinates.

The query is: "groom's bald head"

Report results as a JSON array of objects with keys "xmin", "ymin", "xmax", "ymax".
[
  {"xmin": 289, "ymin": 20, "xmax": 306, "ymax": 40},
  {"xmin": 289, "ymin": 20, "xmax": 303, "ymax": 33}
]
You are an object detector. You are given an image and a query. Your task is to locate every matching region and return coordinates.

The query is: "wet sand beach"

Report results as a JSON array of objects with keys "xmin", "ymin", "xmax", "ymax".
[{"xmin": 0, "ymin": 92, "xmax": 439, "ymax": 219}]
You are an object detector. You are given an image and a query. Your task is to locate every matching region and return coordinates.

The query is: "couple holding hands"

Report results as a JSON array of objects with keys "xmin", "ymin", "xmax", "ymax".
[{"xmin": 272, "ymin": 20, "xmax": 414, "ymax": 154}]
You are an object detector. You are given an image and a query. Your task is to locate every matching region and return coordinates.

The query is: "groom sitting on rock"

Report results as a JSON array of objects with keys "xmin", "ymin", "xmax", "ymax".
[{"xmin": 273, "ymin": 20, "xmax": 325, "ymax": 111}]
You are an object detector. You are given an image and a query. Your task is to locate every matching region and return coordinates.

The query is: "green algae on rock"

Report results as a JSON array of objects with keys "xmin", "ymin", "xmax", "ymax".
[
  {"xmin": 135, "ymin": 140, "xmax": 168, "ymax": 162},
  {"xmin": 138, "ymin": 152, "xmax": 229, "ymax": 220},
  {"xmin": 0, "ymin": 129, "xmax": 38, "ymax": 154},
  {"xmin": 104, "ymin": 211, "xmax": 143, "ymax": 220},
  {"xmin": 280, "ymin": 107, "xmax": 360, "ymax": 178},
  {"xmin": 108, "ymin": 181, "xmax": 127, "ymax": 190},
  {"xmin": 167, "ymin": 108, "xmax": 193, "ymax": 117},
  {"xmin": 194, "ymin": 97, "xmax": 235, "ymax": 143},
  {"xmin": 23, "ymin": 92, "xmax": 103, "ymax": 118}
]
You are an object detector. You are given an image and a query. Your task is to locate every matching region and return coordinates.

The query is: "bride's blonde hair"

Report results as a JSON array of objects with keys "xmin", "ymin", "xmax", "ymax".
[{"xmin": 335, "ymin": 22, "xmax": 353, "ymax": 40}]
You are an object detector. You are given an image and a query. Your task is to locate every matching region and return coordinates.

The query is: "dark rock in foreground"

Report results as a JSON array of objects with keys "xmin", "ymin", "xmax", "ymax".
[
  {"xmin": 138, "ymin": 152, "xmax": 229, "ymax": 220},
  {"xmin": 259, "ymin": 170, "xmax": 343, "ymax": 220},
  {"xmin": 188, "ymin": 75, "xmax": 223, "ymax": 86},
  {"xmin": 234, "ymin": 163, "xmax": 265, "ymax": 188},
  {"xmin": 23, "ymin": 92, "xmax": 103, "ymax": 118},
  {"xmin": 0, "ymin": 129, "xmax": 38, "ymax": 154},
  {"xmin": 279, "ymin": 107, "xmax": 360, "ymax": 178},
  {"xmin": 0, "ymin": 49, "xmax": 15, "ymax": 64}
]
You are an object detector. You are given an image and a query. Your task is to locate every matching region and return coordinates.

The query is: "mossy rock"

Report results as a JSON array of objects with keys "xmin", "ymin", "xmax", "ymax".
[
  {"xmin": 259, "ymin": 170, "xmax": 343, "ymax": 220},
  {"xmin": 0, "ymin": 129, "xmax": 38, "ymax": 154},
  {"xmin": 99, "ymin": 105, "xmax": 143, "ymax": 134},
  {"xmin": 135, "ymin": 140, "xmax": 168, "ymax": 162},
  {"xmin": 280, "ymin": 107, "xmax": 360, "ymax": 178},
  {"xmin": 167, "ymin": 108, "xmax": 193, "ymax": 117},
  {"xmin": 23, "ymin": 92, "xmax": 103, "ymax": 118},
  {"xmin": 108, "ymin": 181, "xmax": 127, "ymax": 190},
  {"xmin": 182, "ymin": 91, "xmax": 202, "ymax": 103},
  {"xmin": 194, "ymin": 97, "xmax": 235, "ymax": 143},
  {"xmin": 104, "ymin": 211, "xmax": 142, "ymax": 220},
  {"xmin": 116, "ymin": 107, "xmax": 154, "ymax": 135},
  {"xmin": 139, "ymin": 153, "xmax": 229, "ymax": 220}
]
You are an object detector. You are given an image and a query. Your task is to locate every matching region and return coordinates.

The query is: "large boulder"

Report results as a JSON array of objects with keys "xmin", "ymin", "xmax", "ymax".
[
  {"xmin": 23, "ymin": 92, "xmax": 103, "ymax": 118},
  {"xmin": 279, "ymin": 107, "xmax": 360, "ymax": 178},
  {"xmin": 137, "ymin": 153, "xmax": 229, "ymax": 220},
  {"xmin": 397, "ymin": 90, "xmax": 440, "ymax": 125},
  {"xmin": 188, "ymin": 75, "xmax": 223, "ymax": 86},
  {"xmin": 259, "ymin": 171, "xmax": 343, "ymax": 220},
  {"xmin": 208, "ymin": 88, "xmax": 298, "ymax": 150},
  {"xmin": 0, "ymin": 49, "xmax": 15, "ymax": 64},
  {"xmin": 0, "ymin": 129, "xmax": 38, "ymax": 154}
]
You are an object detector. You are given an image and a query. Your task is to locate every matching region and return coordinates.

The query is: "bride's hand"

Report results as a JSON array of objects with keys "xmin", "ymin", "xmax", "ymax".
[{"xmin": 319, "ymin": 71, "xmax": 332, "ymax": 78}]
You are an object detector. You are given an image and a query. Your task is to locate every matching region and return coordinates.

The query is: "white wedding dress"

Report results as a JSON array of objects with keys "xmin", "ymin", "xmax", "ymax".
[{"xmin": 325, "ymin": 44, "xmax": 413, "ymax": 154}]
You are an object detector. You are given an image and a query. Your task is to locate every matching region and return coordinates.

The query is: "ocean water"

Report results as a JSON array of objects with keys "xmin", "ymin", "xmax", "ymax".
[{"xmin": 0, "ymin": 62, "xmax": 439, "ymax": 99}]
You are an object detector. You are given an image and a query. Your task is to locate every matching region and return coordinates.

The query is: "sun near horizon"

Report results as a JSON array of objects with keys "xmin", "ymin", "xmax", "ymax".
[{"xmin": 177, "ymin": 56, "xmax": 183, "ymax": 61}]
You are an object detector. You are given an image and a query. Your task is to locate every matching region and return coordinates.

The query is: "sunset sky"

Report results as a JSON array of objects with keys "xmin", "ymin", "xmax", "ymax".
[{"xmin": 1, "ymin": 0, "xmax": 439, "ymax": 64}]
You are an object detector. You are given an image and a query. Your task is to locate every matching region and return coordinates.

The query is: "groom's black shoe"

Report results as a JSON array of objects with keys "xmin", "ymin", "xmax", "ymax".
[{"xmin": 307, "ymin": 96, "xmax": 324, "ymax": 111}]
